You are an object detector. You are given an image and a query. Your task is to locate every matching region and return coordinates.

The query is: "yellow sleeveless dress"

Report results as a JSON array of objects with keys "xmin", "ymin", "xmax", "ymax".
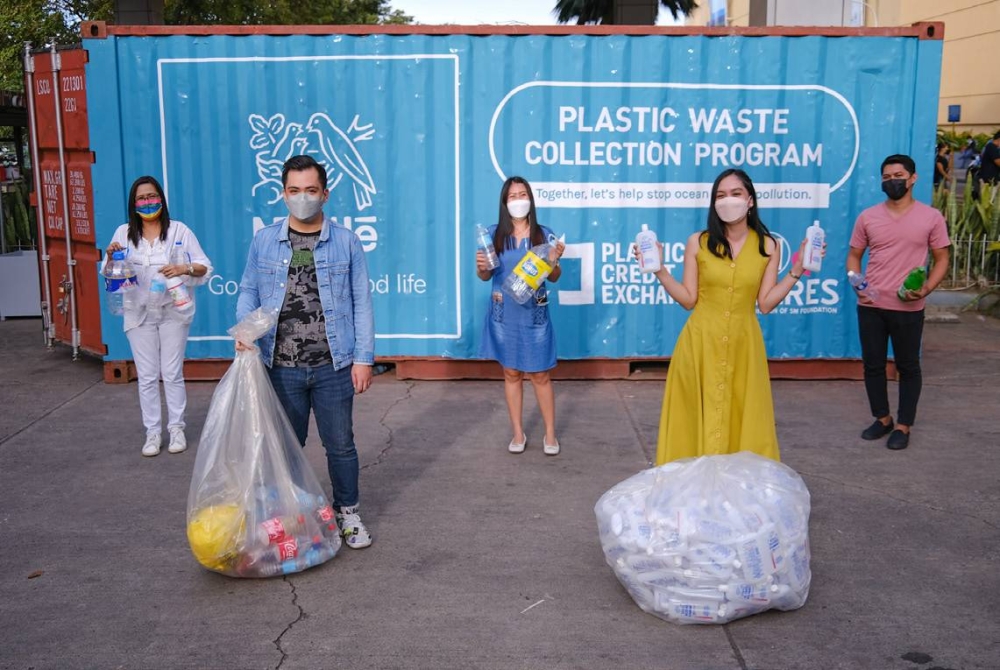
[{"xmin": 655, "ymin": 229, "xmax": 781, "ymax": 465}]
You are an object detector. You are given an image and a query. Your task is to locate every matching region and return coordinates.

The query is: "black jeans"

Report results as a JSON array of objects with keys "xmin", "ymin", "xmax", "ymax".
[{"xmin": 857, "ymin": 306, "xmax": 925, "ymax": 426}]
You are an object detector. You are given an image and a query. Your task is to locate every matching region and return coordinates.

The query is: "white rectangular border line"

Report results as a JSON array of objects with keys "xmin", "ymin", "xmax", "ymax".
[{"xmin": 157, "ymin": 53, "xmax": 462, "ymax": 341}]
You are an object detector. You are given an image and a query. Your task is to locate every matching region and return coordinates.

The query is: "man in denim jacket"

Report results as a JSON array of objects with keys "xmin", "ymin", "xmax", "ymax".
[{"xmin": 236, "ymin": 155, "xmax": 376, "ymax": 548}]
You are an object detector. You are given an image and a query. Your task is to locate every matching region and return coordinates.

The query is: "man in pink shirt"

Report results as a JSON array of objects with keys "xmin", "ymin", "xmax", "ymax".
[{"xmin": 847, "ymin": 154, "xmax": 950, "ymax": 450}]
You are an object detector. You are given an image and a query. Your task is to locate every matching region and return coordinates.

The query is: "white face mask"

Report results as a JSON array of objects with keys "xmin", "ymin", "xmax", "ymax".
[
  {"xmin": 506, "ymin": 198, "xmax": 531, "ymax": 220},
  {"xmin": 285, "ymin": 193, "xmax": 324, "ymax": 222},
  {"xmin": 715, "ymin": 196, "xmax": 750, "ymax": 223}
]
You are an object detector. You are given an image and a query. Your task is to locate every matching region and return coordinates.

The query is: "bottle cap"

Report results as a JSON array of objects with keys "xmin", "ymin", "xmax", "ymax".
[
  {"xmin": 611, "ymin": 513, "xmax": 624, "ymax": 536},
  {"xmin": 641, "ymin": 224, "xmax": 649, "ymax": 231}
]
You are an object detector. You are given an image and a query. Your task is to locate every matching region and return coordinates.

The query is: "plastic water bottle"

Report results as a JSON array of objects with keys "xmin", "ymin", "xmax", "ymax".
[
  {"xmin": 164, "ymin": 241, "xmax": 194, "ymax": 314},
  {"xmin": 847, "ymin": 271, "xmax": 879, "ymax": 302},
  {"xmin": 897, "ymin": 266, "xmax": 927, "ymax": 299},
  {"xmin": 103, "ymin": 251, "xmax": 137, "ymax": 316},
  {"xmin": 502, "ymin": 238, "xmax": 556, "ymax": 304},
  {"xmin": 147, "ymin": 272, "xmax": 167, "ymax": 321},
  {"xmin": 802, "ymin": 221, "xmax": 824, "ymax": 273},
  {"xmin": 169, "ymin": 240, "xmax": 189, "ymax": 270},
  {"xmin": 635, "ymin": 224, "xmax": 661, "ymax": 273},
  {"xmin": 475, "ymin": 224, "xmax": 499, "ymax": 271}
]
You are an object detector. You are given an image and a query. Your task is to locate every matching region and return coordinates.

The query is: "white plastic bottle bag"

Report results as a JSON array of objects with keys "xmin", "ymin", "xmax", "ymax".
[{"xmin": 594, "ymin": 452, "xmax": 812, "ymax": 625}]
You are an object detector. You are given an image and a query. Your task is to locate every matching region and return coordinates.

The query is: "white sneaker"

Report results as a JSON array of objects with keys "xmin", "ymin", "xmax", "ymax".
[
  {"xmin": 508, "ymin": 434, "xmax": 527, "ymax": 454},
  {"xmin": 142, "ymin": 432, "xmax": 161, "ymax": 457},
  {"xmin": 336, "ymin": 506, "xmax": 372, "ymax": 549},
  {"xmin": 543, "ymin": 437, "xmax": 560, "ymax": 456},
  {"xmin": 167, "ymin": 427, "xmax": 187, "ymax": 454}
]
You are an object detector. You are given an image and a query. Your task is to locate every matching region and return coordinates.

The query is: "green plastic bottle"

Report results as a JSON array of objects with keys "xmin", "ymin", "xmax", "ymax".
[{"xmin": 897, "ymin": 267, "xmax": 927, "ymax": 299}]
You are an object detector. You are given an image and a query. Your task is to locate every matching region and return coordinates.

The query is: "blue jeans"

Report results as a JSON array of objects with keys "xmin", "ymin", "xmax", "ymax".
[{"xmin": 267, "ymin": 363, "xmax": 359, "ymax": 508}]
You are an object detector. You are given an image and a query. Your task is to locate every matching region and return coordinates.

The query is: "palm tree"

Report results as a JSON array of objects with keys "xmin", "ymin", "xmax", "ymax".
[{"xmin": 555, "ymin": 0, "xmax": 698, "ymax": 25}]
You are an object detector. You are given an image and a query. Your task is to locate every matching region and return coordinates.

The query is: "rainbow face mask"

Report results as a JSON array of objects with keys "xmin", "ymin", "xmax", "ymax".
[{"xmin": 136, "ymin": 199, "xmax": 162, "ymax": 220}]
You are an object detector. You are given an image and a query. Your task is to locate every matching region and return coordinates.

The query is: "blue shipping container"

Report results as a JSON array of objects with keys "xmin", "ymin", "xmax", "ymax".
[{"xmin": 85, "ymin": 26, "xmax": 943, "ymax": 363}]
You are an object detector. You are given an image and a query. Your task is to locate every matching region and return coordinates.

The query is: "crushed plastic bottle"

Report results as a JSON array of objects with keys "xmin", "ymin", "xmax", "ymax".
[{"xmin": 501, "ymin": 236, "xmax": 558, "ymax": 304}]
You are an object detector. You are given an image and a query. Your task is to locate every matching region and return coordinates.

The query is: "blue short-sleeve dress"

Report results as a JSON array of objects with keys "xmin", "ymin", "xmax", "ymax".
[{"xmin": 479, "ymin": 225, "xmax": 557, "ymax": 373}]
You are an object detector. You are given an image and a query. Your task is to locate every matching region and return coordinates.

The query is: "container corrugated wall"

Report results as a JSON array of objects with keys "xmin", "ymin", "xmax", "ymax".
[{"xmin": 81, "ymin": 25, "xmax": 943, "ymax": 364}]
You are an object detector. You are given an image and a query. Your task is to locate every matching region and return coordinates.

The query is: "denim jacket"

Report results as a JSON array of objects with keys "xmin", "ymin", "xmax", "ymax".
[{"xmin": 236, "ymin": 216, "xmax": 375, "ymax": 369}]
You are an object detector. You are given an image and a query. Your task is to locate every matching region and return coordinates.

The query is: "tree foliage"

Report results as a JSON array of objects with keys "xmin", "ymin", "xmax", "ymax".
[
  {"xmin": 1, "ymin": 0, "xmax": 410, "ymax": 92},
  {"xmin": 0, "ymin": 0, "xmax": 112, "ymax": 91},
  {"xmin": 164, "ymin": 0, "xmax": 412, "ymax": 26},
  {"xmin": 555, "ymin": 0, "xmax": 698, "ymax": 25}
]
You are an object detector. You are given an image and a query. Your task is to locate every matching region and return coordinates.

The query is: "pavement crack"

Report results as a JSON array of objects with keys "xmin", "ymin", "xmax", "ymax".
[
  {"xmin": 273, "ymin": 576, "xmax": 305, "ymax": 670},
  {"xmin": 615, "ymin": 382, "xmax": 655, "ymax": 466},
  {"xmin": 360, "ymin": 380, "xmax": 414, "ymax": 471},
  {"xmin": 799, "ymin": 470, "xmax": 1000, "ymax": 531},
  {"xmin": 0, "ymin": 378, "xmax": 102, "ymax": 449},
  {"xmin": 724, "ymin": 626, "xmax": 749, "ymax": 670}
]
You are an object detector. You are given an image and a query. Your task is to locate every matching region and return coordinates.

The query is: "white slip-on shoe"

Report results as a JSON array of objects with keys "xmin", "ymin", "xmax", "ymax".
[
  {"xmin": 142, "ymin": 432, "xmax": 161, "ymax": 457},
  {"xmin": 508, "ymin": 434, "xmax": 527, "ymax": 454},
  {"xmin": 543, "ymin": 437, "xmax": 560, "ymax": 456},
  {"xmin": 167, "ymin": 427, "xmax": 187, "ymax": 454}
]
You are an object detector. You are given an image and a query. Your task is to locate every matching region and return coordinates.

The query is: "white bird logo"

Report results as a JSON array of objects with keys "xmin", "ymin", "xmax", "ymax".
[
  {"xmin": 304, "ymin": 113, "xmax": 377, "ymax": 210},
  {"xmin": 249, "ymin": 112, "xmax": 377, "ymax": 211}
]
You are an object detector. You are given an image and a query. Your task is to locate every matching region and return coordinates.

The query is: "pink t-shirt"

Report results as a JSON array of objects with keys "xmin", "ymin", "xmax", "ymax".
[{"xmin": 849, "ymin": 201, "xmax": 950, "ymax": 312}]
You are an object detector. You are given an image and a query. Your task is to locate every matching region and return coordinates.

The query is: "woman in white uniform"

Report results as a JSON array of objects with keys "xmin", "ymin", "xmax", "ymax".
[{"xmin": 103, "ymin": 176, "xmax": 213, "ymax": 457}]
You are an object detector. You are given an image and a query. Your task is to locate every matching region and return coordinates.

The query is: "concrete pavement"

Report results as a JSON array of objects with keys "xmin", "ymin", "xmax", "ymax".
[{"xmin": 1, "ymin": 306, "xmax": 998, "ymax": 670}]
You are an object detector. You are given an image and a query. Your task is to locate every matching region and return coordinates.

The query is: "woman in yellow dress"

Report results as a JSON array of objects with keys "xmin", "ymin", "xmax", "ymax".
[{"xmin": 645, "ymin": 169, "xmax": 810, "ymax": 465}]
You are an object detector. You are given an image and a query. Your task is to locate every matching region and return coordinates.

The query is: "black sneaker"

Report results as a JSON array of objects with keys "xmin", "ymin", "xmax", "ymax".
[
  {"xmin": 861, "ymin": 418, "xmax": 894, "ymax": 440},
  {"xmin": 886, "ymin": 430, "xmax": 910, "ymax": 450}
]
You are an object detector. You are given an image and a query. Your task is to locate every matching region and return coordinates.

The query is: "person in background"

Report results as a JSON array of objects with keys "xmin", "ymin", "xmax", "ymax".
[
  {"xmin": 933, "ymin": 143, "xmax": 950, "ymax": 189},
  {"xmin": 477, "ymin": 176, "xmax": 566, "ymax": 456},
  {"xmin": 847, "ymin": 154, "xmax": 950, "ymax": 451},
  {"xmin": 236, "ymin": 155, "xmax": 376, "ymax": 549},
  {"xmin": 103, "ymin": 176, "xmax": 212, "ymax": 457},
  {"xmin": 955, "ymin": 138, "xmax": 977, "ymax": 171},
  {"xmin": 978, "ymin": 131, "xmax": 1000, "ymax": 186}
]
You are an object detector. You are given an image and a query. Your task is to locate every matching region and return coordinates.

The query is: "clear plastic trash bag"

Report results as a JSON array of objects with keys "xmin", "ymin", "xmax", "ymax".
[
  {"xmin": 595, "ymin": 452, "xmax": 811, "ymax": 624},
  {"xmin": 187, "ymin": 308, "xmax": 341, "ymax": 577}
]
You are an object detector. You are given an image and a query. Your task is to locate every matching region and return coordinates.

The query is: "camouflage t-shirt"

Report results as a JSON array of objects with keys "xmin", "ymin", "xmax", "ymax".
[{"xmin": 272, "ymin": 230, "xmax": 333, "ymax": 368}]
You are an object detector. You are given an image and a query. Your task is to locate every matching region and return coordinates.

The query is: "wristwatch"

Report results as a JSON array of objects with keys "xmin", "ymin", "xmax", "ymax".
[{"xmin": 187, "ymin": 263, "xmax": 194, "ymax": 276}]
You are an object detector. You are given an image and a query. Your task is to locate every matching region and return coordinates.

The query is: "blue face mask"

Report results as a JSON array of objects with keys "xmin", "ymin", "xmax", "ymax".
[{"xmin": 136, "ymin": 200, "xmax": 162, "ymax": 220}]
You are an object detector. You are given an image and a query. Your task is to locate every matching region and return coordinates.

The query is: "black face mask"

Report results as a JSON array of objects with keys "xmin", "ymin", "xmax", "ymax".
[{"xmin": 882, "ymin": 178, "xmax": 909, "ymax": 201}]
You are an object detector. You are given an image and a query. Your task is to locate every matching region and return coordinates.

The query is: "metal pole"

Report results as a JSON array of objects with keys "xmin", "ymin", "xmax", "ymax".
[
  {"xmin": 950, "ymin": 238, "xmax": 957, "ymax": 286},
  {"xmin": 50, "ymin": 44, "xmax": 79, "ymax": 360},
  {"xmin": 965, "ymin": 237, "xmax": 972, "ymax": 285},
  {"xmin": 24, "ymin": 43, "xmax": 55, "ymax": 346},
  {"xmin": 981, "ymin": 238, "xmax": 987, "ymax": 285},
  {"xmin": 0, "ymin": 186, "xmax": 6, "ymax": 255}
]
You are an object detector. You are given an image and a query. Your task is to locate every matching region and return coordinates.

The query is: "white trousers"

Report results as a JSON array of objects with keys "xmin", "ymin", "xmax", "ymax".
[{"xmin": 125, "ymin": 314, "xmax": 191, "ymax": 434}]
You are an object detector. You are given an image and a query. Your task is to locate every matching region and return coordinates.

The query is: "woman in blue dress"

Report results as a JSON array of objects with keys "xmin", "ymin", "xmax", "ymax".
[{"xmin": 477, "ymin": 177, "xmax": 566, "ymax": 455}]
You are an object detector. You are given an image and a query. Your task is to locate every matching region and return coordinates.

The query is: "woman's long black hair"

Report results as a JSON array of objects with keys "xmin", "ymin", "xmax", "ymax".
[
  {"xmin": 492, "ymin": 176, "xmax": 544, "ymax": 254},
  {"xmin": 126, "ymin": 176, "xmax": 171, "ymax": 248},
  {"xmin": 704, "ymin": 169, "xmax": 772, "ymax": 260}
]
